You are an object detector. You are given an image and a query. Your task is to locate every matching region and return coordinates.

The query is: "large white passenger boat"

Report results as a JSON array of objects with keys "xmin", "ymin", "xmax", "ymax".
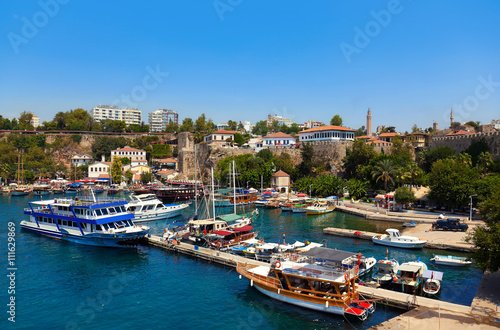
[
  {"xmin": 126, "ymin": 194, "xmax": 189, "ymax": 222},
  {"xmin": 21, "ymin": 197, "xmax": 149, "ymax": 248}
]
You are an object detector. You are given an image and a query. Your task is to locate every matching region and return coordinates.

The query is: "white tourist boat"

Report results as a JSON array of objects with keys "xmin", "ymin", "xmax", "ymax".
[
  {"xmin": 430, "ymin": 255, "xmax": 472, "ymax": 266},
  {"xmin": 21, "ymin": 197, "xmax": 149, "ymax": 248},
  {"xmin": 305, "ymin": 200, "xmax": 336, "ymax": 215},
  {"xmin": 126, "ymin": 193, "xmax": 189, "ymax": 222},
  {"xmin": 372, "ymin": 229, "xmax": 426, "ymax": 249}
]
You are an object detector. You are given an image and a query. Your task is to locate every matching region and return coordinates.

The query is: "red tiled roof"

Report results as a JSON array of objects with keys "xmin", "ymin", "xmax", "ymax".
[
  {"xmin": 264, "ymin": 132, "xmax": 294, "ymax": 139},
  {"xmin": 156, "ymin": 158, "xmax": 177, "ymax": 163},
  {"xmin": 378, "ymin": 133, "xmax": 401, "ymax": 137},
  {"xmin": 209, "ymin": 130, "xmax": 237, "ymax": 135},
  {"xmin": 355, "ymin": 135, "xmax": 371, "ymax": 139},
  {"xmin": 158, "ymin": 169, "xmax": 175, "ymax": 174},
  {"xmin": 272, "ymin": 170, "xmax": 290, "ymax": 177},
  {"xmin": 370, "ymin": 139, "xmax": 391, "ymax": 144},
  {"xmin": 298, "ymin": 125, "xmax": 355, "ymax": 134},
  {"xmin": 98, "ymin": 174, "xmax": 110, "ymax": 179},
  {"xmin": 446, "ymin": 130, "xmax": 471, "ymax": 136}
]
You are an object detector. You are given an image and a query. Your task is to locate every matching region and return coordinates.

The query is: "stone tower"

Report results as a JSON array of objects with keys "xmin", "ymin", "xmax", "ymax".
[
  {"xmin": 450, "ymin": 108, "xmax": 454, "ymax": 127},
  {"xmin": 367, "ymin": 108, "xmax": 372, "ymax": 137},
  {"xmin": 433, "ymin": 121, "xmax": 439, "ymax": 131}
]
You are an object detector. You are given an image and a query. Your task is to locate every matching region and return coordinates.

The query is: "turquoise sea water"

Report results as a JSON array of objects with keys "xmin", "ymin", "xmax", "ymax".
[{"xmin": 1, "ymin": 193, "xmax": 482, "ymax": 329}]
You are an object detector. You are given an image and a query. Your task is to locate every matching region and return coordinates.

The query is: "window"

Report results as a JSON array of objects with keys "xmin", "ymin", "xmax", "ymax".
[
  {"xmin": 63, "ymin": 220, "xmax": 68, "ymax": 226},
  {"xmin": 95, "ymin": 209, "xmax": 102, "ymax": 216}
]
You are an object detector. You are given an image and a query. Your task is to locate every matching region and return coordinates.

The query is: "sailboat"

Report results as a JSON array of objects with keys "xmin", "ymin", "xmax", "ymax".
[{"xmin": 12, "ymin": 152, "xmax": 31, "ymax": 196}]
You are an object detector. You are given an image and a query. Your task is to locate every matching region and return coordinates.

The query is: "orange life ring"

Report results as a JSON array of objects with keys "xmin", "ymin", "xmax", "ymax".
[
  {"xmin": 292, "ymin": 255, "xmax": 298, "ymax": 261},
  {"xmin": 164, "ymin": 228, "xmax": 167, "ymax": 233},
  {"xmin": 275, "ymin": 261, "xmax": 281, "ymax": 268},
  {"xmin": 355, "ymin": 266, "xmax": 359, "ymax": 274},
  {"xmin": 344, "ymin": 272, "xmax": 350, "ymax": 282}
]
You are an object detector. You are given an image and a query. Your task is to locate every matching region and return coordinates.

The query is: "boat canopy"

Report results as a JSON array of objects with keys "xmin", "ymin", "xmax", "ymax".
[
  {"xmin": 422, "ymin": 269, "xmax": 443, "ymax": 280},
  {"xmin": 398, "ymin": 264, "xmax": 421, "ymax": 273},
  {"xmin": 232, "ymin": 225, "xmax": 253, "ymax": 232},
  {"xmin": 212, "ymin": 230, "xmax": 233, "ymax": 236},
  {"xmin": 300, "ymin": 247, "xmax": 355, "ymax": 264}
]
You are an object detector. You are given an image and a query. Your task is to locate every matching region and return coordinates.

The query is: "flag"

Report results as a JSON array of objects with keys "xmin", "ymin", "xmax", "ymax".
[
  {"xmin": 431, "ymin": 272, "xmax": 434, "ymax": 280},
  {"xmin": 204, "ymin": 226, "xmax": 207, "ymax": 235},
  {"xmin": 357, "ymin": 252, "xmax": 362, "ymax": 266},
  {"xmin": 386, "ymin": 248, "xmax": 388, "ymax": 256}
]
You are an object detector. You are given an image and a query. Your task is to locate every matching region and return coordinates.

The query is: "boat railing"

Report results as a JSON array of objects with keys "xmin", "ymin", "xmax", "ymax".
[{"xmin": 237, "ymin": 263, "xmax": 283, "ymax": 289}]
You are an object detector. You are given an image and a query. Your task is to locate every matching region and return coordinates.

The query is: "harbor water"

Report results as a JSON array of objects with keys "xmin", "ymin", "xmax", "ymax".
[{"xmin": 1, "ymin": 193, "xmax": 483, "ymax": 329}]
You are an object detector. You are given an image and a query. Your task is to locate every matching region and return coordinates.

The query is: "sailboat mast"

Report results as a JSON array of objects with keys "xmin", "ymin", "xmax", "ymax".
[
  {"xmin": 21, "ymin": 151, "xmax": 24, "ymax": 185},
  {"xmin": 211, "ymin": 167, "xmax": 215, "ymax": 220},
  {"xmin": 233, "ymin": 160, "xmax": 236, "ymax": 214},
  {"xmin": 194, "ymin": 144, "xmax": 197, "ymax": 215}
]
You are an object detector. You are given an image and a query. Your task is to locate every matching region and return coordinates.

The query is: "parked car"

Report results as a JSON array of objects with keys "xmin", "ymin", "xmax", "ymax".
[{"xmin": 432, "ymin": 217, "xmax": 469, "ymax": 232}]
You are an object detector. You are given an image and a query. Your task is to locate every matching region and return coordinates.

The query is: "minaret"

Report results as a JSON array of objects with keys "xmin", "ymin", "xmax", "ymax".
[
  {"xmin": 450, "ymin": 108, "xmax": 454, "ymax": 127},
  {"xmin": 367, "ymin": 108, "xmax": 372, "ymax": 137}
]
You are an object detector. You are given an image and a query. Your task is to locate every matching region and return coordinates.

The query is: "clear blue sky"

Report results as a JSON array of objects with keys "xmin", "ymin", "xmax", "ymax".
[{"xmin": 1, "ymin": 0, "xmax": 499, "ymax": 132}]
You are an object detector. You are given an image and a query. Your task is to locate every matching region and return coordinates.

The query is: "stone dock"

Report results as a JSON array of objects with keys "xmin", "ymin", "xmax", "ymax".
[{"xmin": 145, "ymin": 234, "xmax": 499, "ymax": 328}]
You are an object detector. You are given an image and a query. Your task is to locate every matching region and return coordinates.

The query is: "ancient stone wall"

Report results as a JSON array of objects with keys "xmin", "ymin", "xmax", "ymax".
[{"xmin": 431, "ymin": 131, "xmax": 500, "ymax": 159}]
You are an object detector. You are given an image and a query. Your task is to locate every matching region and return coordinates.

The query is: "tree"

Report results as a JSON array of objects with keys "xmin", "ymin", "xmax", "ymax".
[
  {"xmin": 110, "ymin": 156, "xmax": 123, "ymax": 184},
  {"xmin": 465, "ymin": 120, "xmax": 480, "ymax": 130},
  {"xmin": 125, "ymin": 169, "xmax": 134, "ymax": 184},
  {"xmin": 164, "ymin": 121, "xmax": 179, "ymax": 133},
  {"xmin": 141, "ymin": 171, "xmax": 153, "ymax": 184},
  {"xmin": 450, "ymin": 121, "xmax": 461, "ymax": 129},
  {"xmin": 342, "ymin": 139, "xmax": 377, "ymax": 179},
  {"xmin": 477, "ymin": 152, "xmax": 493, "ymax": 176},
  {"xmin": 297, "ymin": 143, "xmax": 314, "ymax": 178},
  {"xmin": 330, "ymin": 115, "xmax": 343, "ymax": 126},
  {"xmin": 390, "ymin": 136, "xmax": 413, "ymax": 160},
  {"xmin": 464, "ymin": 138, "xmax": 489, "ymax": 166},
  {"xmin": 355, "ymin": 126, "xmax": 367, "ymax": 137},
  {"xmin": 120, "ymin": 157, "xmax": 131, "ymax": 165},
  {"xmin": 226, "ymin": 120, "xmax": 238, "ymax": 131},
  {"xmin": 428, "ymin": 158, "xmax": 479, "ymax": 209},
  {"xmin": 252, "ymin": 120, "xmax": 269, "ymax": 136},
  {"xmin": 417, "ymin": 146, "xmax": 456, "ymax": 173},
  {"xmin": 411, "ymin": 124, "xmax": 421, "ymax": 133},
  {"xmin": 18, "ymin": 111, "xmax": 34, "ymax": 130},
  {"xmin": 347, "ymin": 179, "xmax": 368, "ymax": 199},
  {"xmin": 180, "ymin": 118, "xmax": 194, "ymax": 132},
  {"xmin": 101, "ymin": 119, "xmax": 126, "ymax": 132},
  {"xmin": 395, "ymin": 186, "xmax": 416, "ymax": 208},
  {"xmin": 371, "ymin": 159, "xmax": 396, "ymax": 191},
  {"xmin": 234, "ymin": 133, "xmax": 245, "ymax": 146}
]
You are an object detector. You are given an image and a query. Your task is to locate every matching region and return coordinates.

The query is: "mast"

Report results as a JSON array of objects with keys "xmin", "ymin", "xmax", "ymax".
[
  {"xmin": 17, "ymin": 153, "xmax": 20, "ymax": 184},
  {"xmin": 21, "ymin": 151, "xmax": 24, "ymax": 185},
  {"xmin": 233, "ymin": 160, "xmax": 236, "ymax": 215},
  {"xmin": 194, "ymin": 144, "xmax": 197, "ymax": 215},
  {"xmin": 211, "ymin": 167, "xmax": 215, "ymax": 221}
]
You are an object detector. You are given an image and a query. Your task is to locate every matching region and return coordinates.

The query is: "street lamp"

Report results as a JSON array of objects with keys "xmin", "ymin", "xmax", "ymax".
[
  {"xmin": 309, "ymin": 184, "xmax": 313, "ymax": 198},
  {"xmin": 469, "ymin": 194, "xmax": 477, "ymax": 221},
  {"xmin": 246, "ymin": 181, "xmax": 250, "ymax": 189}
]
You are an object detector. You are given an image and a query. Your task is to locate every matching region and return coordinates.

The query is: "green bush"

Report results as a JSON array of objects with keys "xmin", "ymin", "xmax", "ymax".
[{"xmin": 71, "ymin": 134, "xmax": 81, "ymax": 144}]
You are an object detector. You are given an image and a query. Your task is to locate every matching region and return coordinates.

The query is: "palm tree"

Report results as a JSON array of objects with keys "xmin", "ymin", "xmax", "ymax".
[
  {"xmin": 406, "ymin": 163, "xmax": 423, "ymax": 188},
  {"xmin": 457, "ymin": 153, "xmax": 472, "ymax": 167},
  {"xmin": 0, "ymin": 163, "xmax": 12, "ymax": 185},
  {"xmin": 372, "ymin": 159, "xmax": 396, "ymax": 191},
  {"xmin": 477, "ymin": 152, "xmax": 493, "ymax": 176}
]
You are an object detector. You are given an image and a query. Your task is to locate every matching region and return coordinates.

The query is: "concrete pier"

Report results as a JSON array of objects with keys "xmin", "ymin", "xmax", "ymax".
[{"xmin": 323, "ymin": 227, "xmax": 474, "ymax": 252}]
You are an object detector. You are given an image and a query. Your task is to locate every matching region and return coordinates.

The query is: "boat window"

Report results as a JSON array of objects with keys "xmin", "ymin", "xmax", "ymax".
[
  {"xmin": 120, "ymin": 206, "xmax": 126, "ymax": 212},
  {"xmin": 108, "ymin": 208, "xmax": 116, "ymax": 214},
  {"xmin": 81, "ymin": 223, "xmax": 87, "ymax": 229},
  {"xmin": 96, "ymin": 224, "xmax": 102, "ymax": 231},
  {"xmin": 95, "ymin": 209, "xmax": 102, "ymax": 216},
  {"xmin": 57, "ymin": 219, "xmax": 62, "ymax": 225},
  {"xmin": 147, "ymin": 205, "xmax": 155, "ymax": 210},
  {"xmin": 114, "ymin": 207, "xmax": 121, "ymax": 213},
  {"xmin": 63, "ymin": 220, "xmax": 68, "ymax": 226},
  {"xmin": 108, "ymin": 223, "xmax": 116, "ymax": 229},
  {"xmin": 101, "ymin": 208, "xmax": 109, "ymax": 215}
]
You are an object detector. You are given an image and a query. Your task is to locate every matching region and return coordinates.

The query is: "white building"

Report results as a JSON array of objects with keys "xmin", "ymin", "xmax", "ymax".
[
  {"xmin": 298, "ymin": 125, "xmax": 355, "ymax": 142},
  {"xmin": 71, "ymin": 154, "xmax": 93, "ymax": 167},
  {"xmin": 266, "ymin": 114, "xmax": 292, "ymax": 127},
  {"xmin": 243, "ymin": 121, "xmax": 254, "ymax": 133},
  {"xmin": 203, "ymin": 130, "xmax": 236, "ymax": 145},
  {"xmin": 111, "ymin": 146, "xmax": 147, "ymax": 166},
  {"xmin": 30, "ymin": 115, "xmax": 40, "ymax": 128},
  {"xmin": 88, "ymin": 161, "xmax": 110, "ymax": 179},
  {"xmin": 91, "ymin": 105, "xmax": 142, "ymax": 125},
  {"xmin": 217, "ymin": 123, "xmax": 230, "ymax": 131},
  {"xmin": 148, "ymin": 109, "xmax": 178, "ymax": 132},
  {"xmin": 262, "ymin": 132, "xmax": 296, "ymax": 146}
]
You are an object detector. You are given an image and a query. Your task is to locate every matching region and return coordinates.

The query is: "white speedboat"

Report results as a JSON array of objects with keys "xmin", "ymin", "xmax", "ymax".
[
  {"xmin": 126, "ymin": 194, "xmax": 189, "ymax": 222},
  {"xmin": 21, "ymin": 197, "xmax": 149, "ymax": 248},
  {"xmin": 342, "ymin": 254, "xmax": 377, "ymax": 276},
  {"xmin": 430, "ymin": 255, "xmax": 472, "ymax": 266},
  {"xmin": 372, "ymin": 229, "xmax": 426, "ymax": 249},
  {"xmin": 371, "ymin": 259, "xmax": 400, "ymax": 285}
]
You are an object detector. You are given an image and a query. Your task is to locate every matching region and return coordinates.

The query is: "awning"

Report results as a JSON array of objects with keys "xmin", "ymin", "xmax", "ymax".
[
  {"xmin": 398, "ymin": 264, "xmax": 421, "ymax": 273},
  {"xmin": 232, "ymin": 225, "xmax": 253, "ymax": 232},
  {"xmin": 375, "ymin": 195, "xmax": 385, "ymax": 199},
  {"xmin": 300, "ymin": 247, "xmax": 355, "ymax": 264},
  {"xmin": 212, "ymin": 230, "xmax": 233, "ymax": 236}
]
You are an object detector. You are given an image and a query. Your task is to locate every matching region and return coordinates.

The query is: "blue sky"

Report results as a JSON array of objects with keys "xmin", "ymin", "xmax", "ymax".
[{"xmin": 1, "ymin": 0, "xmax": 499, "ymax": 132}]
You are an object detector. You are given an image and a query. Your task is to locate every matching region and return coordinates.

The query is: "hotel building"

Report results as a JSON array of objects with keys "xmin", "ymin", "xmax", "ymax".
[
  {"xmin": 298, "ymin": 125, "xmax": 355, "ymax": 142},
  {"xmin": 91, "ymin": 105, "xmax": 142, "ymax": 125}
]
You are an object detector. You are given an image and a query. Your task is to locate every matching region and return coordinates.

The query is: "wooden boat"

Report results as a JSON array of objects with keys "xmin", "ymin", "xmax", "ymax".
[
  {"xmin": 51, "ymin": 187, "xmax": 65, "ymax": 194},
  {"xmin": 235, "ymin": 247, "xmax": 376, "ymax": 321},
  {"xmin": 372, "ymin": 229, "xmax": 426, "ymax": 249},
  {"xmin": 291, "ymin": 203, "xmax": 308, "ymax": 213},
  {"xmin": 33, "ymin": 184, "xmax": 51, "ymax": 196},
  {"xmin": 430, "ymin": 255, "xmax": 472, "ymax": 266},
  {"xmin": 204, "ymin": 225, "xmax": 258, "ymax": 249},
  {"xmin": 391, "ymin": 261, "xmax": 427, "ymax": 293},
  {"xmin": 305, "ymin": 200, "xmax": 335, "ymax": 215},
  {"xmin": 371, "ymin": 259, "xmax": 399, "ymax": 286},
  {"xmin": 11, "ymin": 186, "xmax": 31, "ymax": 196}
]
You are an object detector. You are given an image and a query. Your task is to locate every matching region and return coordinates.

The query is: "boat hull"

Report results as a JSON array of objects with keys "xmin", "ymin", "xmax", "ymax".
[
  {"xmin": 253, "ymin": 284, "xmax": 345, "ymax": 316},
  {"xmin": 20, "ymin": 222, "xmax": 148, "ymax": 248},
  {"xmin": 132, "ymin": 205, "xmax": 187, "ymax": 222},
  {"xmin": 372, "ymin": 238, "xmax": 426, "ymax": 249}
]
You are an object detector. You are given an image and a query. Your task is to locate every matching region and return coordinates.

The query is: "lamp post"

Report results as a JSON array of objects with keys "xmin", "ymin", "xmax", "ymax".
[
  {"xmin": 309, "ymin": 184, "xmax": 313, "ymax": 198},
  {"xmin": 469, "ymin": 194, "xmax": 477, "ymax": 221},
  {"xmin": 246, "ymin": 181, "xmax": 250, "ymax": 189}
]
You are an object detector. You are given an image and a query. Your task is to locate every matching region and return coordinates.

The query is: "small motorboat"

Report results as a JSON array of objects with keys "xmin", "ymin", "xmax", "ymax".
[
  {"xmin": 402, "ymin": 222, "xmax": 416, "ymax": 227},
  {"xmin": 430, "ymin": 255, "xmax": 472, "ymax": 266},
  {"xmin": 372, "ymin": 229, "xmax": 426, "ymax": 249},
  {"xmin": 371, "ymin": 259, "xmax": 400, "ymax": 286}
]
